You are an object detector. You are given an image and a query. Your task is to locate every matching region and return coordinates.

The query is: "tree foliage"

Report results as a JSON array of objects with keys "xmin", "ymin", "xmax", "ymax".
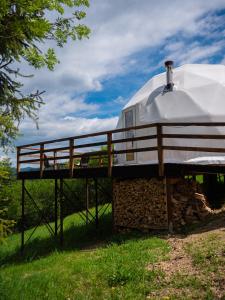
[
  {"xmin": 0, "ymin": 0, "xmax": 90, "ymax": 147},
  {"xmin": 0, "ymin": 159, "xmax": 15, "ymax": 243}
]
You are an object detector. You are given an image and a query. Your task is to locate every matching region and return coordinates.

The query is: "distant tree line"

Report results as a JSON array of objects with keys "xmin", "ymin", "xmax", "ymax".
[{"xmin": 0, "ymin": 159, "xmax": 111, "ymax": 237}]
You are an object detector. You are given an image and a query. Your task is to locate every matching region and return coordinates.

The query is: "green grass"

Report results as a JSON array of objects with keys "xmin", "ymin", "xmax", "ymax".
[
  {"xmin": 1, "ymin": 207, "xmax": 224, "ymax": 300},
  {"xmin": 185, "ymin": 232, "xmax": 225, "ymax": 273},
  {"xmin": 0, "ymin": 207, "xmax": 170, "ymax": 300}
]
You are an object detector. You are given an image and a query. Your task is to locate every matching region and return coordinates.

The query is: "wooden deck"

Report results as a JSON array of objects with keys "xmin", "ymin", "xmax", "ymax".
[
  {"xmin": 18, "ymin": 163, "xmax": 225, "ymax": 180},
  {"xmin": 17, "ymin": 122, "xmax": 225, "ymax": 252},
  {"xmin": 17, "ymin": 122, "xmax": 225, "ymax": 180}
]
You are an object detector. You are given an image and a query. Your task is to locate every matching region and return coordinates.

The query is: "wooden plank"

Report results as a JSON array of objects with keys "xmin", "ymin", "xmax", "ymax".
[
  {"xmin": 161, "ymin": 122, "xmax": 225, "ymax": 127},
  {"xmin": 107, "ymin": 132, "xmax": 113, "ymax": 177},
  {"xmin": 17, "ymin": 122, "xmax": 225, "ymax": 149},
  {"xmin": 20, "ymin": 158, "xmax": 43, "ymax": 164},
  {"xmin": 17, "ymin": 123, "xmax": 157, "ymax": 148},
  {"xmin": 113, "ymin": 134, "xmax": 157, "ymax": 144},
  {"xmin": 163, "ymin": 145, "xmax": 225, "ymax": 153},
  {"xmin": 19, "ymin": 146, "xmax": 70, "ymax": 156},
  {"xmin": 19, "ymin": 147, "xmax": 158, "ymax": 164},
  {"xmin": 163, "ymin": 133, "xmax": 225, "ymax": 139},
  {"xmin": 19, "ymin": 135, "xmax": 156, "ymax": 157},
  {"xmin": 17, "ymin": 162, "xmax": 225, "ymax": 181},
  {"xmin": 113, "ymin": 146, "xmax": 157, "ymax": 155},
  {"xmin": 74, "ymin": 140, "xmax": 106, "ymax": 149},
  {"xmin": 157, "ymin": 124, "xmax": 164, "ymax": 177}
]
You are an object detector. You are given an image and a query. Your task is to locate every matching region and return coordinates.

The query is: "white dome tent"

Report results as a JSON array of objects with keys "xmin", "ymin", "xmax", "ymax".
[{"xmin": 115, "ymin": 62, "xmax": 225, "ymax": 166}]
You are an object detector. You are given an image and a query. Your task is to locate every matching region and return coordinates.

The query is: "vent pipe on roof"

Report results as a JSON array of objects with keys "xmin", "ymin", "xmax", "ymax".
[{"xmin": 164, "ymin": 60, "xmax": 174, "ymax": 91}]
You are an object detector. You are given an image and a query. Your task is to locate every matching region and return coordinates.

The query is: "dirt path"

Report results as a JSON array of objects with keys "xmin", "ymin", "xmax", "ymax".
[{"xmin": 147, "ymin": 212, "xmax": 225, "ymax": 299}]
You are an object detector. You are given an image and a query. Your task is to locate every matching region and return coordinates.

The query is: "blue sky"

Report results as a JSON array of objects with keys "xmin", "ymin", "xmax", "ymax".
[{"xmin": 10, "ymin": 0, "xmax": 225, "ymax": 149}]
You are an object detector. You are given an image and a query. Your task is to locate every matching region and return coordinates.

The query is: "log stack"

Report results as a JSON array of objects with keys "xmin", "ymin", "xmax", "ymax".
[
  {"xmin": 113, "ymin": 178, "xmax": 168, "ymax": 230},
  {"xmin": 170, "ymin": 178, "xmax": 212, "ymax": 229},
  {"xmin": 113, "ymin": 177, "xmax": 212, "ymax": 232}
]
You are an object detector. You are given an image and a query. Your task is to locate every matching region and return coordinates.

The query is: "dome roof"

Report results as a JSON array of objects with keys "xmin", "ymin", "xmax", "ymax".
[{"xmin": 123, "ymin": 64, "xmax": 225, "ymax": 122}]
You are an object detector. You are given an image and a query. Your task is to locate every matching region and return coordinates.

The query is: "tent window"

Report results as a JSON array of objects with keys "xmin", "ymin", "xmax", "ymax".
[{"xmin": 124, "ymin": 110, "xmax": 135, "ymax": 161}]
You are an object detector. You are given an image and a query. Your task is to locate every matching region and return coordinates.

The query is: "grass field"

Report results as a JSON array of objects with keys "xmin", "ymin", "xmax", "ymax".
[{"xmin": 0, "ymin": 206, "xmax": 224, "ymax": 300}]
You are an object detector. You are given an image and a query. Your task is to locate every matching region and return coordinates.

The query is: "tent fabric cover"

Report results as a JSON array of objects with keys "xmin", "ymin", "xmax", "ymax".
[{"xmin": 115, "ymin": 64, "xmax": 225, "ymax": 165}]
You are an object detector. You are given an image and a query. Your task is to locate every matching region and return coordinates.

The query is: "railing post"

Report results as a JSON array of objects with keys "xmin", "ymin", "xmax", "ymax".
[
  {"xmin": 157, "ymin": 124, "xmax": 164, "ymax": 177},
  {"xmin": 107, "ymin": 132, "xmax": 113, "ymax": 177},
  {"xmin": 17, "ymin": 147, "xmax": 21, "ymax": 175},
  {"xmin": 69, "ymin": 138, "xmax": 74, "ymax": 177},
  {"xmin": 40, "ymin": 143, "xmax": 44, "ymax": 178}
]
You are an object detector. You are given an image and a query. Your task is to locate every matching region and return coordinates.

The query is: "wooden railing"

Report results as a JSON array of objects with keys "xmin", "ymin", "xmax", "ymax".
[{"xmin": 17, "ymin": 122, "xmax": 225, "ymax": 178}]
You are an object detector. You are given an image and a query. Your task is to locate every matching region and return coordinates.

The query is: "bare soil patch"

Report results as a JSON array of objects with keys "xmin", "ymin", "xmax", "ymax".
[{"xmin": 147, "ymin": 211, "xmax": 225, "ymax": 299}]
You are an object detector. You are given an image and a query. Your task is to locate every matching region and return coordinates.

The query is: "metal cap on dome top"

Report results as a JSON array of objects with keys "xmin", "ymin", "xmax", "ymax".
[{"xmin": 165, "ymin": 60, "xmax": 174, "ymax": 68}]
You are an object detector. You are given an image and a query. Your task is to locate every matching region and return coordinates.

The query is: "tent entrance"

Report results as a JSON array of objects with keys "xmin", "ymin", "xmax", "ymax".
[{"xmin": 124, "ymin": 108, "xmax": 136, "ymax": 162}]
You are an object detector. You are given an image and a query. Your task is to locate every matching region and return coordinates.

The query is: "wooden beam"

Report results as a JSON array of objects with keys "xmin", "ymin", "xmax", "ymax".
[
  {"xmin": 163, "ymin": 145, "xmax": 225, "ymax": 153},
  {"xmin": 17, "ymin": 123, "xmax": 157, "ymax": 148},
  {"xmin": 113, "ymin": 146, "xmax": 157, "ymax": 155},
  {"xmin": 163, "ymin": 133, "xmax": 225, "ymax": 139}
]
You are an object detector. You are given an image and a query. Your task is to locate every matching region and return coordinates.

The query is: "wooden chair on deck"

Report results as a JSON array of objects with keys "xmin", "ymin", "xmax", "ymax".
[
  {"xmin": 43, "ymin": 154, "xmax": 56, "ymax": 170},
  {"xmin": 74, "ymin": 155, "xmax": 90, "ymax": 168}
]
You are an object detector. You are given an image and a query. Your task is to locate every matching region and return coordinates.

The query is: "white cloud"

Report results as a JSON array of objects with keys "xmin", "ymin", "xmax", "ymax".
[
  {"xmin": 38, "ymin": 94, "xmax": 99, "ymax": 120},
  {"xmin": 164, "ymin": 40, "xmax": 225, "ymax": 65},
  {"xmin": 18, "ymin": 116, "xmax": 118, "ymax": 146},
  {"xmin": 113, "ymin": 96, "xmax": 127, "ymax": 105},
  {"xmin": 13, "ymin": 0, "xmax": 225, "ymax": 149}
]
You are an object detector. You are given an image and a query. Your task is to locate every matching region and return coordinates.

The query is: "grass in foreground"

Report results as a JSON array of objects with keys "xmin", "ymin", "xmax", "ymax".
[
  {"xmin": 0, "ymin": 207, "xmax": 224, "ymax": 300},
  {"xmin": 0, "ymin": 208, "xmax": 170, "ymax": 300}
]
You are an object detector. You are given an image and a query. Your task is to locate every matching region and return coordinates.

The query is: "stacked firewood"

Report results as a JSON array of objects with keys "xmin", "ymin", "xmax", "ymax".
[
  {"xmin": 113, "ymin": 178, "xmax": 168, "ymax": 230},
  {"xmin": 113, "ymin": 177, "xmax": 212, "ymax": 232},
  {"xmin": 171, "ymin": 179, "xmax": 212, "ymax": 229}
]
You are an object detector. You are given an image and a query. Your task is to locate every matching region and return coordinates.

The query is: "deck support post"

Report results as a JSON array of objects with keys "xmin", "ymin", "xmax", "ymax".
[
  {"xmin": 54, "ymin": 179, "xmax": 58, "ymax": 237},
  {"xmin": 21, "ymin": 179, "xmax": 25, "ymax": 254},
  {"xmin": 85, "ymin": 178, "xmax": 89, "ymax": 225},
  {"xmin": 59, "ymin": 179, "xmax": 64, "ymax": 246},
  {"xmin": 94, "ymin": 178, "xmax": 99, "ymax": 228}
]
